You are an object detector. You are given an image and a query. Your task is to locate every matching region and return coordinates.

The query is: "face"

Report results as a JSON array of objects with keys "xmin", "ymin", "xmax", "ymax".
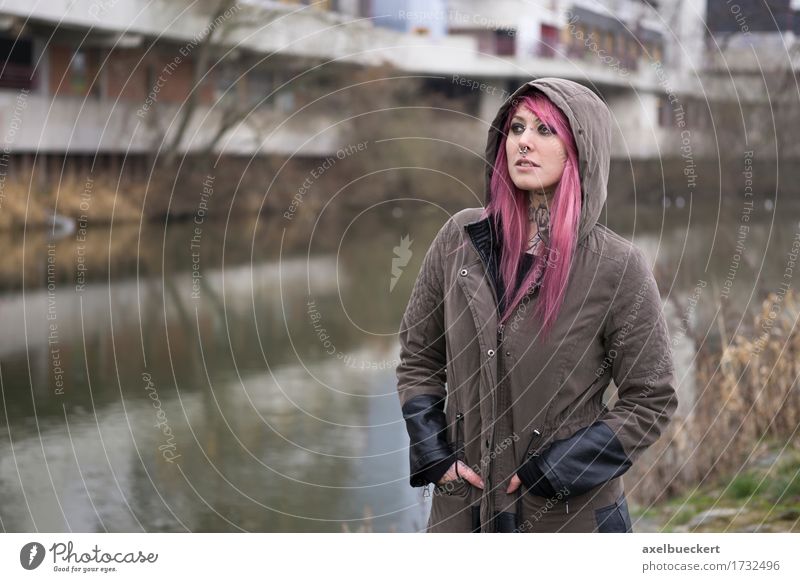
[{"xmin": 505, "ymin": 106, "xmax": 568, "ymax": 197}]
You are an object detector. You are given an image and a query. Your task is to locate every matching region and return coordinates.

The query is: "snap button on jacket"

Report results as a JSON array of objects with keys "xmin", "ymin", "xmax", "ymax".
[{"xmin": 396, "ymin": 77, "xmax": 678, "ymax": 532}]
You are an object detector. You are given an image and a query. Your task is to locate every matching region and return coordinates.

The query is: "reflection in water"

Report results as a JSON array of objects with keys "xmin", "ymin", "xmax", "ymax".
[{"xmin": 1, "ymin": 197, "xmax": 799, "ymax": 531}]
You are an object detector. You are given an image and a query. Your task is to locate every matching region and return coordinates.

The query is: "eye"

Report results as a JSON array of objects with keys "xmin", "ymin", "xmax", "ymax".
[
  {"xmin": 537, "ymin": 124, "xmax": 555, "ymax": 136},
  {"xmin": 511, "ymin": 122, "xmax": 525, "ymax": 134}
]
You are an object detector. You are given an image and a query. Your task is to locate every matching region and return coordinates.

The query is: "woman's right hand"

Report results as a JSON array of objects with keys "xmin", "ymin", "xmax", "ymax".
[{"xmin": 437, "ymin": 460, "xmax": 484, "ymax": 489}]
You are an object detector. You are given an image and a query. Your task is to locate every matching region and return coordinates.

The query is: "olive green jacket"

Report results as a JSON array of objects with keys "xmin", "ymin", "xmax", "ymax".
[{"xmin": 396, "ymin": 77, "xmax": 677, "ymax": 532}]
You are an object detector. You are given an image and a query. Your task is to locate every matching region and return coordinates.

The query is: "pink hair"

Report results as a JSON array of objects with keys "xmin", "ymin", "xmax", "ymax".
[{"xmin": 484, "ymin": 92, "xmax": 582, "ymax": 341}]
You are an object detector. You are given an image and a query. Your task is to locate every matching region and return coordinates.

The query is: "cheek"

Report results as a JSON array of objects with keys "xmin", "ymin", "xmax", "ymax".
[{"xmin": 548, "ymin": 144, "xmax": 568, "ymax": 169}]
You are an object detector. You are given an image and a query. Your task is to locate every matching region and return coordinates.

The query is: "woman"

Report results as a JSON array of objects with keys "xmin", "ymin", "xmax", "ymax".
[{"xmin": 395, "ymin": 77, "xmax": 677, "ymax": 533}]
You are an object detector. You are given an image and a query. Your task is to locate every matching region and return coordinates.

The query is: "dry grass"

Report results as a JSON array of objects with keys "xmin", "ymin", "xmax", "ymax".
[
  {"xmin": 629, "ymin": 288, "xmax": 800, "ymax": 507},
  {"xmin": 0, "ymin": 180, "xmax": 48, "ymax": 229},
  {"xmin": 0, "ymin": 171, "xmax": 146, "ymax": 230}
]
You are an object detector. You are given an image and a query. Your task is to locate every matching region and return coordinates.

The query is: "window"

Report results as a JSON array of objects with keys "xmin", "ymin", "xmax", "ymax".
[
  {"xmin": 652, "ymin": 44, "xmax": 663, "ymax": 63},
  {"xmin": 539, "ymin": 24, "xmax": 559, "ymax": 58},
  {"xmin": 275, "ymin": 89, "xmax": 294, "ymax": 113},
  {"xmin": 495, "ymin": 29, "xmax": 516, "ymax": 56},
  {"xmin": 246, "ymin": 69, "xmax": 275, "ymax": 107},
  {"xmin": 658, "ymin": 95, "xmax": 672, "ymax": 128},
  {"xmin": 69, "ymin": 49, "xmax": 100, "ymax": 97},
  {"xmin": 71, "ymin": 50, "xmax": 88, "ymax": 93},
  {"xmin": 214, "ymin": 61, "xmax": 240, "ymax": 103},
  {"xmin": 144, "ymin": 63, "xmax": 155, "ymax": 96},
  {"xmin": 0, "ymin": 36, "xmax": 35, "ymax": 90}
]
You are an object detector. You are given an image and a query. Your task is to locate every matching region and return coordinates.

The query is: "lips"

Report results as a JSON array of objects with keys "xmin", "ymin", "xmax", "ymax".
[{"xmin": 516, "ymin": 159, "xmax": 540, "ymax": 167}]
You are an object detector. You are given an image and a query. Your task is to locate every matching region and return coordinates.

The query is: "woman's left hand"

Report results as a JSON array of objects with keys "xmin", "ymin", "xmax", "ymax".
[{"xmin": 506, "ymin": 473, "xmax": 522, "ymax": 494}]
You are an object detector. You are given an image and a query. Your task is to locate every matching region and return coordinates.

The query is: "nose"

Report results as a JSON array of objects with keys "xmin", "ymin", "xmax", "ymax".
[{"xmin": 517, "ymin": 128, "xmax": 535, "ymax": 153}]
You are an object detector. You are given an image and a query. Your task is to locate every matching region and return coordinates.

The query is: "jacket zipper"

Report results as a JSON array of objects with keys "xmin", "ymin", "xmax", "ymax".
[
  {"xmin": 465, "ymin": 229, "xmax": 501, "ymax": 531},
  {"xmin": 455, "ymin": 412, "xmax": 465, "ymax": 460}
]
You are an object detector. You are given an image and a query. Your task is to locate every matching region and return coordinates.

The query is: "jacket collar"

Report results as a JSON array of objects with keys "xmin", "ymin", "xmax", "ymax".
[
  {"xmin": 464, "ymin": 216, "xmax": 497, "ymax": 272},
  {"xmin": 464, "ymin": 216, "xmax": 540, "ymax": 315}
]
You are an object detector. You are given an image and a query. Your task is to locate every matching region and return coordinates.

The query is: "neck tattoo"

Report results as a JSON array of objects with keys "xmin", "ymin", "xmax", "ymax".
[{"xmin": 527, "ymin": 193, "xmax": 551, "ymax": 254}]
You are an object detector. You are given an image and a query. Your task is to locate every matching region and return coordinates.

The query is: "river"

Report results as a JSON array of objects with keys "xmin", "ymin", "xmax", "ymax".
[{"xmin": 0, "ymin": 193, "xmax": 797, "ymax": 531}]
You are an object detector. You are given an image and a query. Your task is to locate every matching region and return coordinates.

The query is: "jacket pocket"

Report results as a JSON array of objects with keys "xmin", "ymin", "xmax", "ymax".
[
  {"xmin": 433, "ymin": 475, "xmax": 471, "ymax": 498},
  {"xmin": 594, "ymin": 493, "xmax": 633, "ymax": 533},
  {"xmin": 519, "ymin": 427, "xmax": 546, "ymax": 472},
  {"xmin": 435, "ymin": 411, "xmax": 469, "ymax": 498}
]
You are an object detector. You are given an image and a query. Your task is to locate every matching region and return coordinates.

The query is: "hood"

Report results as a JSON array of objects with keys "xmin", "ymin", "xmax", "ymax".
[{"xmin": 484, "ymin": 77, "xmax": 612, "ymax": 243}]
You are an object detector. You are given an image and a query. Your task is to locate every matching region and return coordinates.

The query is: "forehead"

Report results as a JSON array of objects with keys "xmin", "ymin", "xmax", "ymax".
[{"xmin": 511, "ymin": 107, "xmax": 541, "ymax": 123}]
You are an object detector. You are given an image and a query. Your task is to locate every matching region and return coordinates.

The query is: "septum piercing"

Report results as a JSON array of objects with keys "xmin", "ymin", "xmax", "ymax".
[{"xmin": 518, "ymin": 146, "xmax": 529, "ymax": 154}]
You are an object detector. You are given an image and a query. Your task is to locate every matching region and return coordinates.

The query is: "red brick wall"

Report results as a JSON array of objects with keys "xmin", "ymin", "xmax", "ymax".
[{"xmin": 105, "ymin": 48, "xmax": 148, "ymax": 101}]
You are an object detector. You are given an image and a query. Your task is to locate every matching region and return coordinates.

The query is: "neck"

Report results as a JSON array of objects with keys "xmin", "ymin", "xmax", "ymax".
[
  {"xmin": 526, "ymin": 190, "xmax": 552, "ymax": 253},
  {"xmin": 529, "ymin": 185, "xmax": 556, "ymax": 202},
  {"xmin": 527, "ymin": 190, "xmax": 554, "ymax": 217}
]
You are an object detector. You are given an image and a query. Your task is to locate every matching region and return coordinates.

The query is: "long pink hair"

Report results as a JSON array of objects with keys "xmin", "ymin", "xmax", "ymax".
[{"xmin": 486, "ymin": 92, "xmax": 582, "ymax": 341}]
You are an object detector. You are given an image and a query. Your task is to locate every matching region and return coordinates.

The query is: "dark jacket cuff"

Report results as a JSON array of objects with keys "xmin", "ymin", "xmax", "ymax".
[
  {"xmin": 535, "ymin": 420, "xmax": 632, "ymax": 499},
  {"xmin": 401, "ymin": 394, "xmax": 454, "ymax": 487},
  {"xmin": 413, "ymin": 452, "xmax": 457, "ymax": 487},
  {"xmin": 517, "ymin": 455, "xmax": 557, "ymax": 498}
]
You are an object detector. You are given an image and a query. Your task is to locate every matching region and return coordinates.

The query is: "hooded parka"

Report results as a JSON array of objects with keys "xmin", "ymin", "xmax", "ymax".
[{"xmin": 396, "ymin": 78, "xmax": 678, "ymax": 533}]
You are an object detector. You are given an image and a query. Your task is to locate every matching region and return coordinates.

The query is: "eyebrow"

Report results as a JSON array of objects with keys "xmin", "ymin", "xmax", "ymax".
[{"xmin": 512, "ymin": 114, "xmax": 542, "ymax": 124}]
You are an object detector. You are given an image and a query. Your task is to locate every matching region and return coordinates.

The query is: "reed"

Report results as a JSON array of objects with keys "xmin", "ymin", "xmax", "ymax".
[
  {"xmin": 628, "ymin": 288, "xmax": 800, "ymax": 508},
  {"xmin": 0, "ymin": 171, "xmax": 146, "ymax": 230}
]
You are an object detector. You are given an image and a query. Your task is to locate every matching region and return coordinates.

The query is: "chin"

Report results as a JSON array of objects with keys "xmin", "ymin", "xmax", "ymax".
[{"xmin": 513, "ymin": 179, "xmax": 546, "ymax": 191}]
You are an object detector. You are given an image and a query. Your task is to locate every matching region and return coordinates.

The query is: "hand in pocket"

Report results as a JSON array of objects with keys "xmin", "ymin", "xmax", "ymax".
[{"xmin": 437, "ymin": 460, "xmax": 484, "ymax": 489}]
